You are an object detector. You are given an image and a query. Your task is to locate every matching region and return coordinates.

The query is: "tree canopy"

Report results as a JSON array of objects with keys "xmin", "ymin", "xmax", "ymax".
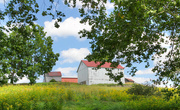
[
  {"xmin": 0, "ymin": 25, "xmax": 59, "ymax": 84},
  {"xmin": 0, "ymin": 0, "xmax": 179, "ymax": 86},
  {"xmin": 78, "ymin": 0, "xmax": 180, "ymax": 86},
  {"xmin": 0, "ymin": 0, "xmax": 61, "ymax": 84}
]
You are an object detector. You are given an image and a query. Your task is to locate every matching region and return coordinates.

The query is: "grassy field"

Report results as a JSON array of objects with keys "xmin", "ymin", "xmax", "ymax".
[{"xmin": 0, "ymin": 82, "xmax": 179, "ymax": 110}]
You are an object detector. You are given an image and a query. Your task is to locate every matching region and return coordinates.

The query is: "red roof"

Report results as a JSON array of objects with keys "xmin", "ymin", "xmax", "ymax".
[
  {"xmin": 61, "ymin": 78, "xmax": 78, "ymax": 83},
  {"xmin": 48, "ymin": 71, "xmax": 62, "ymax": 76},
  {"xmin": 125, "ymin": 78, "xmax": 134, "ymax": 82},
  {"xmin": 82, "ymin": 60, "xmax": 124, "ymax": 69}
]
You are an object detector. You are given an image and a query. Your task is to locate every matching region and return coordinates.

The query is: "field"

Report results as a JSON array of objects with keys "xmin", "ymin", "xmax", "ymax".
[{"xmin": 0, "ymin": 82, "xmax": 180, "ymax": 110}]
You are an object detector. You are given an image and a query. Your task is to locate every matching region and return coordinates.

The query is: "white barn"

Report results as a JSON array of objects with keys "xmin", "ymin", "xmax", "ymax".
[
  {"xmin": 77, "ymin": 60, "xmax": 125, "ymax": 85},
  {"xmin": 44, "ymin": 71, "xmax": 62, "ymax": 82}
]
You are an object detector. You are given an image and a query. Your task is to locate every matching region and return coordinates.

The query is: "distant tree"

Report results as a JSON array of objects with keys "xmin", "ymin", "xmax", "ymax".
[
  {"xmin": 78, "ymin": 0, "xmax": 180, "ymax": 86},
  {"xmin": 0, "ymin": 25, "xmax": 59, "ymax": 84}
]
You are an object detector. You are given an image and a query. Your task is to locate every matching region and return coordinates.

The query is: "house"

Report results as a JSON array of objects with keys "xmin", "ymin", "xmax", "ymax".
[
  {"xmin": 125, "ymin": 78, "xmax": 135, "ymax": 84},
  {"xmin": 61, "ymin": 77, "xmax": 78, "ymax": 83},
  {"xmin": 44, "ymin": 71, "xmax": 62, "ymax": 82},
  {"xmin": 77, "ymin": 60, "xmax": 125, "ymax": 85}
]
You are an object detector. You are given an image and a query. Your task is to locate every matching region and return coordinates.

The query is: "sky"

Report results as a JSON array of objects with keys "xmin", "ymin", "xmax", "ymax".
[{"xmin": 0, "ymin": 0, "xmax": 172, "ymax": 86}]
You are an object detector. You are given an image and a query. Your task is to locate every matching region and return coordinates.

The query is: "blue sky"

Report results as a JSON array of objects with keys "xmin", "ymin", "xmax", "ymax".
[{"xmin": 0, "ymin": 0, "xmax": 171, "ymax": 86}]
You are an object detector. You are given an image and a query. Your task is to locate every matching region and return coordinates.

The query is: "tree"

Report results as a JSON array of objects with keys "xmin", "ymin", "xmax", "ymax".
[
  {"xmin": 0, "ymin": 0, "xmax": 63, "ymax": 84},
  {"xmin": 1, "ymin": 0, "xmax": 179, "ymax": 86},
  {"xmin": 0, "ymin": 0, "xmax": 72, "ymax": 30},
  {"xmin": 0, "ymin": 30, "xmax": 10, "ymax": 85},
  {"xmin": 78, "ymin": 0, "xmax": 180, "ymax": 86},
  {"xmin": 0, "ymin": 25, "xmax": 59, "ymax": 84}
]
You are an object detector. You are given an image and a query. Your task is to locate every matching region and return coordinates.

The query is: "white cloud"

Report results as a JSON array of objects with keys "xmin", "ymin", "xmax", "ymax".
[
  {"xmin": 55, "ymin": 67, "xmax": 77, "ymax": 76},
  {"xmin": 64, "ymin": 0, "xmax": 114, "ymax": 14},
  {"xmin": 0, "ymin": 0, "xmax": 5, "ymax": 4},
  {"xmin": 15, "ymin": 75, "xmax": 44, "ymax": 84},
  {"xmin": 153, "ymin": 48, "xmax": 171, "ymax": 65},
  {"xmin": 62, "ymin": 0, "xmax": 82, "ymax": 9},
  {"xmin": 16, "ymin": 77, "xmax": 29, "ymax": 84},
  {"xmin": 36, "ymin": 75, "xmax": 44, "ymax": 83},
  {"xmin": 74, "ymin": 0, "xmax": 114, "ymax": 10},
  {"xmin": 136, "ymin": 68, "xmax": 155, "ymax": 75},
  {"xmin": 105, "ymin": 0, "xmax": 114, "ymax": 10},
  {"xmin": 60, "ymin": 48, "xmax": 90, "ymax": 63},
  {"xmin": 44, "ymin": 17, "xmax": 91, "ymax": 40},
  {"xmin": 152, "ymin": 34, "xmax": 172, "ymax": 65},
  {"xmin": 70, "ymin": 0, "xmax": 83, "ymax": 9},
  {"xmin": 161, "ymin": 36, "xmax": 171, "ymax": 48}
]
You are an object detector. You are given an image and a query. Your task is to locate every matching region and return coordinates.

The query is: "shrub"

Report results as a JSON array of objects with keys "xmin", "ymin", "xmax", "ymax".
[
  {"xmin": 126, "ymin": 84, "xmax": 157, "ymax": 96},
  {"xmin": 49, "ymin": 79, "xmax": 57, "ymax": 82},
  {"xmin": 0, "ymin": 75, "xmax": 8, "ymax": 86},
  {"xmin": 161, "ymin": 86, "xmax": 180, "ymax": 101}
]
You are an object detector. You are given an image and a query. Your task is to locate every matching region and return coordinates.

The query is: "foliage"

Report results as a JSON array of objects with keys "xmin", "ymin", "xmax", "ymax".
[
  {"xmin": 78, "ymin": 0, "xmax": 180, "ymax": 86},
  {"xmin": 0, "ymin": 75, "xmax": 8, "ymax": 86},
  {"xmin": 0, "ymin": 0, "xmax": 68, "ymax": 84},
  {"xmin": 0, "ymin": 25, "xmax": 59, "ymax": 84},
  {"xmin": 126, "ymin": 84, "xmax": 158, "ymax": 96},
  {"xmin": 161, "ymin": 86, "xmax": 180, "ymax": 101},
  {"xmin": 49, "ymin": 79, "xmax": 57, "ymax": 82},
  {"xmin": 0, "ymin": 83, "xmax": 179, "ymax": 110},
  {"xmin": 1, "ymin": 0, "xmax": 180, "ymax": 86},
  {"xmin": 0, "ymin": 0, "xmax": 67, "ymax": 29}
]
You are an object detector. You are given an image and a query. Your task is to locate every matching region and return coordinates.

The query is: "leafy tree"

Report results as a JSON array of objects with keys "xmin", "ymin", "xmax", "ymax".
[
  {"xmin": 78, "ymin": 0, "xmax": 180, "ymax": 86},
  {"xmin": 1, "ymin": 0, "xmax": 179, "ymax": 86},
  {"xmin": 0, "ymin": 30, "xmax": 10, "ymax": 85},
  {"xmin": 0, "ymin": 0, "xmax": 67, "ymax": 84},
  {"xmin": 1, "ymin": 25, "xmax": 59, "ymax": 84},
  {"xmin": 0, "ymin": 0, "xmax": 76, "ymax": 30}
]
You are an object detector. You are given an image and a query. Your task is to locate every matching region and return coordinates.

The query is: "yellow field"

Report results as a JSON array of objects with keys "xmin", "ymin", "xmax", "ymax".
[{"xmin": 0, "ymin": 82, "xmax": 179, "ymax": 110}]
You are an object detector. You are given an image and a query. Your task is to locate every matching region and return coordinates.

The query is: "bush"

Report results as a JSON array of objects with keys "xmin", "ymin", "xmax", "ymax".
[
  {"xmin": 126, "ymin": 84, "xmax": 157, "ymax": 96},
  {"xmin": 49, "ymin": 79, "xmax": 57, "ymax": 82},
  {"xmin": 161, "ymin": 86, "xmax": 180, "ymax": 101},
  {"xmin": 0, "ymin": 75, "xmax": 8, "ymax": 86}
]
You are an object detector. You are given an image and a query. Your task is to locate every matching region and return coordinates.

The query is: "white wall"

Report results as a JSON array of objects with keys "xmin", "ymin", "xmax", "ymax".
[
  {"xmin": 88, "ymin": 67, "xmax": 125, "ymax": 85},
  {"xmin": 44, "ymin": 73, "xmax": 61, "ymax": 82},
  {"xmin": 77, "ymin": 61, "xmax": 125, "ymax": 85},
  {"xmin": 77, "ymin": 62, "xmax": 89, "ymax": 85}
]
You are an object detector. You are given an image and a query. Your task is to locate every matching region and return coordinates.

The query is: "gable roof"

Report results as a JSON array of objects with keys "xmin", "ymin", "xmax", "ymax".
[
  {"xmin": 81, "ymin": 60, "xmax": 124, "ymax": 69},
  {"xmin": 48, "ymin": 71, "xmax": 62, "ymax": 77},
  {"xmin": 125, "ymin": 78, "xmax": 134, "ymax": 82}
]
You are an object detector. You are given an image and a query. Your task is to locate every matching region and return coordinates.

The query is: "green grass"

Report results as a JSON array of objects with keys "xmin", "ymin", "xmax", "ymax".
[{"xmin": 0, "ymin": 82, "xmax": 179, "ymax": 110}]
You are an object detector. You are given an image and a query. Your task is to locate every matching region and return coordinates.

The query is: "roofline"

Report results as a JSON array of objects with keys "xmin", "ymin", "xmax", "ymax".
[
  {"xmin": 46, "ymin": 71, "xmax": 62, "ymax": 77},
  {"xmin": 61, "ymin": 77, "xmax": 78, "ymax": 79},
  {"xmin": 88, "ymin": 66, "xmax": 124, "ymax": 69},
  {"xmin": 77, "ymin": 60, "xmax": 83, "ymax": 73},
  {"xmin": 61, "ymin": 76, "xmax": 77, "ymax": 78},
  {"xmin": 81, "ymin": 60, "xmax": 124, "ymax": 69}
]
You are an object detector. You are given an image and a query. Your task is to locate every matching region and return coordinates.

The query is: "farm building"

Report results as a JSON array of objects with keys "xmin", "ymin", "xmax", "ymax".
[
  {"xmin": 61, "ymin": 77, "xmax": 78, "ymax": 83},
  {"xmin": 77, "ymin": 60, "xmax": 125, "ymax": 85},
  {"xmin": 125, "ymin": 78, "xmax": 135, "ymax": 83},
  {"xmin": 44, "ymin": 71, "xmax": 62, "ymax": 82}
]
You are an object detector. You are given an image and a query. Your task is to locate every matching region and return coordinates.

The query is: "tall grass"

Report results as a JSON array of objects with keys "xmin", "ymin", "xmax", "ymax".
[{"xmin": 0, "ymin": 82, "xmax": 179, "ymax": 110}]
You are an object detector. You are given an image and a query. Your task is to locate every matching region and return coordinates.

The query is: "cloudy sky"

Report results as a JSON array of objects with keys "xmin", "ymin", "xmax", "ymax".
[{"xmin": 0, "ymin": 0, "xmax": 171, "ymax": 86}]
